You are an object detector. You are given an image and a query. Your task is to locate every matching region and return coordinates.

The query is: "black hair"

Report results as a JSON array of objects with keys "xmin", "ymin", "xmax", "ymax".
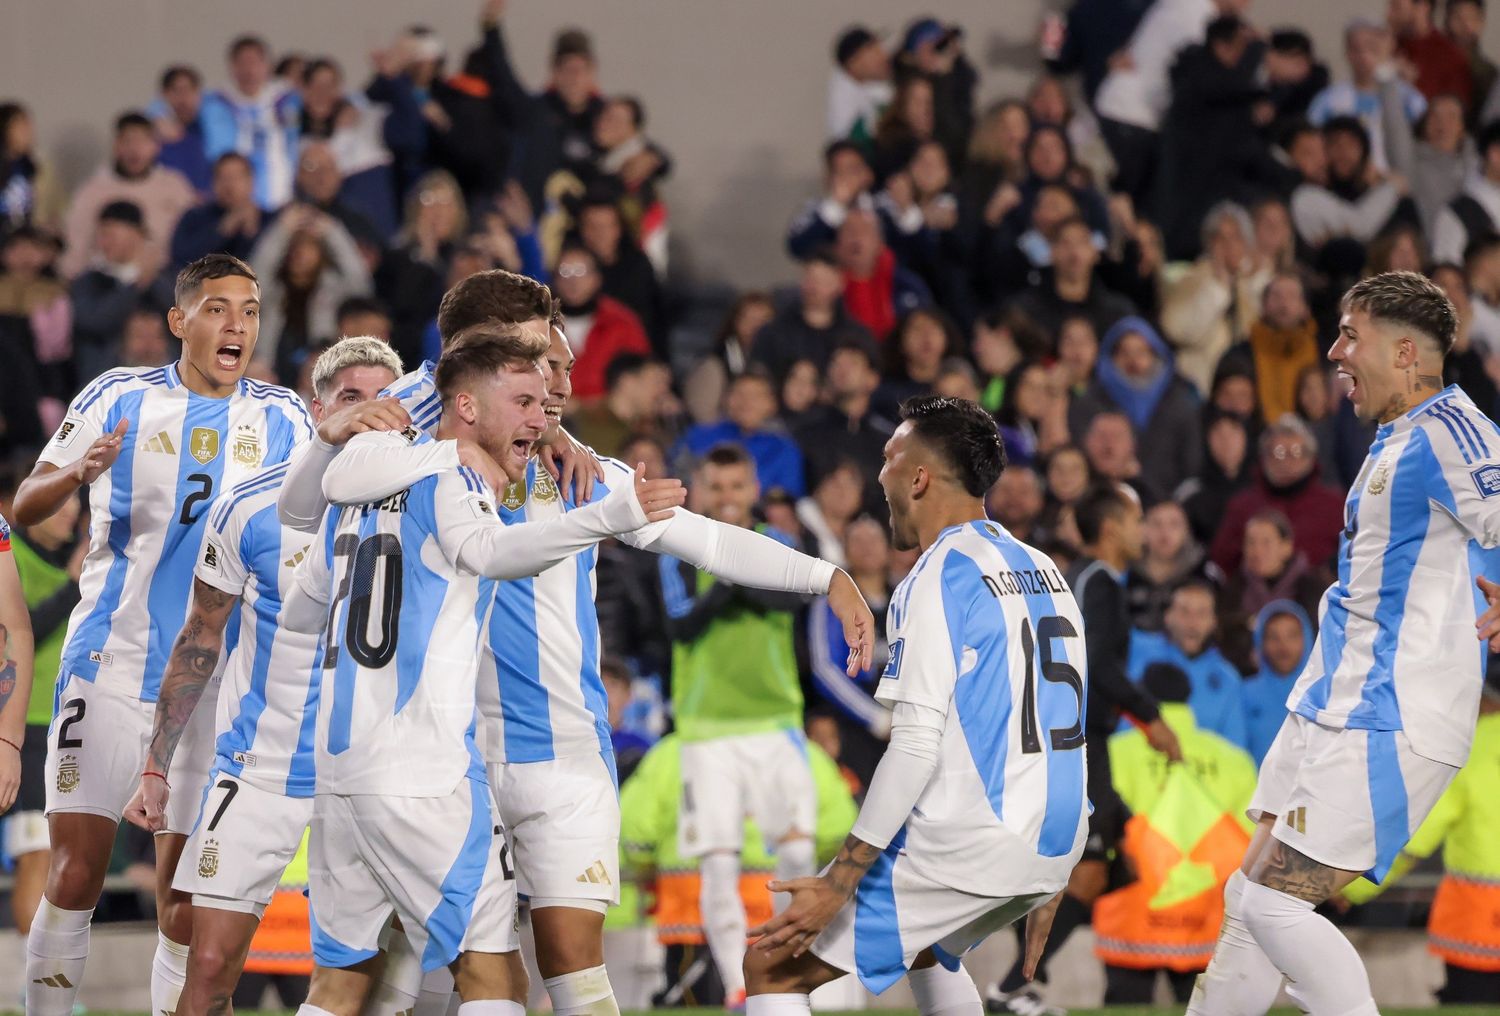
[
  {"xmin": 1206, "ymin": 14, "xmax": 1245, "ymax": 46},
  {"xmin": 1323, "ymin": 114, "xmax": 1371, "ymax": 160},
  {"xmin": 1269, "ymin": 29, "xmax": 1313, "ymax": 56},
  {"xmin": 605, "ymin": 351, "xmax": 653, "ymax": 390},
  {"xmin": 1142, "ymin": 663, "xmax": 1192, "ymax": 704},
  {"xmin": 160, "ymin": 65, "xmax": 202, "ymax": 91},
  {"xmin": 899, "ymin": 395, "xmax": 1006, "ymax": 497},
  {"xmin": 336, "ymin": 294, "xmax": 391, "ymax": 324},
  {"xmin": 115, "ymin": 111, "xmax": 153, "ymax": 134},
  {"xmin": 1073, "ymin": 483, "xmax": 1132, "ymax": 546},
  {"xmin": 823, "ymin": 139, "xmax": 869, "ymax": 171},
  {"xmin": 212, "ymin": 151, "xmax": 252, "ymax": 175},
  {"xmin": 175, "ymin": 253, "xmax": 257, "ymax": 306},
  {"xmin": 228, "ymin": 34, "xmax": 269, "ymax": 60}
]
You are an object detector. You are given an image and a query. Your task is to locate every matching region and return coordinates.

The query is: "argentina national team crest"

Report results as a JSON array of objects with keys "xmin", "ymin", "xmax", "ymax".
[
  {"xmin": 1367, "ymin": 457, "xmax": 1392, "ymax": 495},
  {"xmin": 533, "ymin": 470, "xmax": 560, "ymax": 504},
  {"xmin": 231, "ymin": 424, "xmax": 263, "ymax": 468},
  {"xmin": 56, "ymin": 754, "xmax": 79, "ymax": 793},
  {"xmin": 189, "ymin": 427, "xmax": 221, "ymax": 465},
  {"xmin": 198, "ymin": 838, "xmax": 220, "ymax": 878},
  {"xmin": 1473, "ymin": 464, "xmax": 1500, "ymax": 499}
]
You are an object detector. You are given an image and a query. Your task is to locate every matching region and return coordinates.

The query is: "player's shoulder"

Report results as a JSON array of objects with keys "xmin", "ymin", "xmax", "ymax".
[
  {"xmin": 1411, "ymin": 388, "xmax": 1498, "ymax": 462},
  {"xmin": 71, "ymin": 364, "xmax": 175, "ymax": 414},
  {"xmin": 238, "ymin": 377, "xmax": 312, "ymax": 419},
  {"xmin": 207, "ymin": 461, "xmax": 292, "ymax": 534}
]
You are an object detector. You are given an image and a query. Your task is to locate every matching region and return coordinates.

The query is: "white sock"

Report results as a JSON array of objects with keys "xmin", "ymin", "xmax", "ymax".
[
  {"xmin": 1186, "ymin": 871, "xmax": 1285, "ymax": 1016},
  {"xmin": 745, "ymin": 992, "xmax": 810, "ymax": 1016},
  {"xmin": 151, "ymin": 930, "xmax": 190, "ymax": 1016},
  {"xmin": 367, "ymin": 930, "xmax": 424, "ymax": 1015},
  {"xmin": 25, "ymin": 898, "xmax": 93, "ymax": 1016},
  {"xmin": 544, "ymin": 964, "xmax": 620, "ymax": 1016},
  {"xmin": 908, "ymin": 963, "xmax": 982, "ymax": 1016},
  {"xmin": 455, "ymin": 1002, "xmax": 525, "ymax": 1016},
  {"xmin": 1240, "ymin": 879, "xmax": 1379, "ymax": 1016},
  {"xmin": 415, "ymin": 966, "xmax": 457, "ymax": 1016},
  {"xmin": 295, "ymin": 1006, "xmax": 339, "ymax": 1016},
  {"xmin": 773, "ymin": 839, "xmax": 816, "ymax": 915},
  {"xmin": 701, "ymin": 852, "xmax": 748, "ymax": 996}
]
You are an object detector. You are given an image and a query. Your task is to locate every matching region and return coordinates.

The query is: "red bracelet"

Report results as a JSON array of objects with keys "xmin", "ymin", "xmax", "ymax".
[
  {"xmin": 0, "ymin": 735, "xmax": 19, "ymax": 754},
  {"xmin": 143, "ymin": 770, "xmax": 171, "ymax": 788}
]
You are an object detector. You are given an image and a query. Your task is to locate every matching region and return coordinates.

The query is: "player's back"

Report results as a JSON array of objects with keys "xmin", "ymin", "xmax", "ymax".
[
  {"xmin": 382, "ymin": 361, "xmax": 440, "ymax": 433},
  {"xmin": 312, "ymin": 465, "xmax": 496, "ymax": 797},
  {"xmin": 878, "ymin": 521, "xmax": 1088, "ymax": 899},
  {"xmin": 199, "ymin": 462, "xmax": 325, "ymax": 797},
  {"xmin": 40, "ymin": 365, "xmax": 311, "ymax": 701}
]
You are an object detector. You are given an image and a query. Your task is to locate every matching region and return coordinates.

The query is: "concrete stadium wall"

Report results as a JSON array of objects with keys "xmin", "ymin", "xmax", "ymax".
[{"xmin": 8, "ymin": 1, "xmax": 1500, "ymax": 293}]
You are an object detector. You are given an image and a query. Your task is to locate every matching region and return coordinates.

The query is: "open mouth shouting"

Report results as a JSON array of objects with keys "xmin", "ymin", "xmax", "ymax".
[
  {"xmin": 1337, "ymin": 369, "xmax": 1358, "ymax": 403},
  {"xmin": 216, "ymin": 343, "xmax": 245, "ymax": 371}
]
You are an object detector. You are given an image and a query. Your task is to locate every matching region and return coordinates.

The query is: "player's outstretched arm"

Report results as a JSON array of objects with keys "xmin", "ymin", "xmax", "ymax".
[
  {"xmin": 12, "ymin": 418, "xmax": 129, "ymax": 526},
  {"xmin": 0, "ymin": 534, "xmax": 35, "ymax": 815},
  {"xmin": 127, "ymin": 578, "xmax": 238, "ymax": 832}
]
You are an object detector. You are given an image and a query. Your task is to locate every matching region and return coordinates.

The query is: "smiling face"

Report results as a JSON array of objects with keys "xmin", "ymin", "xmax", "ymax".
[
  {"xmin": 1327, "ymin": 306, "xmax": 1415, "ymax": 421},
  {"xmin": 169, "ymin": 274, "xmax": 261, "ymax": 395},
  {"xmin": 541, "ymin": 325, "xmax": 574, "ymax": 441},
  {"xmin": 879, "ymin": 422, "xmax": 923, "ymax": 551}
]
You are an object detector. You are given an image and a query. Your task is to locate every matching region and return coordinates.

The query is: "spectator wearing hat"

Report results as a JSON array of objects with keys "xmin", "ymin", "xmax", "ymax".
[
  {"xmin": 553, "ymin": 242, "xmax": 651, "ymax": 401},
  {"xmin": 169, "ymin": 153, "xmax": 264, "ymax": 271},
  {"xmin": 201, "ymin": 35, "xmax": 302, "ymax": 210},
  {"xmin": 894, "ymin": 17, "xmax": 977, "ymax": 172},
  {"xmin": 676, "ymin": 368, "xmax": 806, "ymax": 499},
  {"xmin": 69, "ymin": 200, "xmax": 175, "ymax": 382},
  {"xmin": 1240, "ymin": 600, "xmax": 1314, "ymax": 765},
  {"xmin": 1431, "ymin": 121, "xmax": 1500, "ymax": 265},
  {"xmin": 60, "ymin": 112, "xmax": 196, "ymax": 280},
  {"xmin": 1388, "ymin": 0, "xmax": 1472, "ymax": 109},
  {"xmin": 1307, "ymin": 19, "xmax": 1428, "ymax": 172},
  {"xmin": 828, "ymin": 26, "xmax": 893, "ymax": 144},
  {"xmin": 148, "ymin": 65, "xmax": 212, "ymax": 196}
]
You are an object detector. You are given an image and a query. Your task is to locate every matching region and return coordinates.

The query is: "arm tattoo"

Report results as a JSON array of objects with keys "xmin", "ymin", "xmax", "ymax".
[
  {"xmin": 1248, "ymin": 836, "xmax": 1353, "ymax": 903},
  {"xmin": 826, "ymin": 833, "xmax": 883, "ymax": 898},
  {"xmin": 0, "ymin": 621, "xmax": 15, "ymax": 715},
  {"xmin": 147, "ymin": 581, "xmax": 237, "ymax": 773}
]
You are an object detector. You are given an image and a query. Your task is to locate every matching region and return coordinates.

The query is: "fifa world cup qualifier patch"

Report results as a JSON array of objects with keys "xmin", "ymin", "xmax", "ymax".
[
  {"xmin": 52, "ymin": 416, "xmax": 84, "ymax": 450},
  {"xmin": 1473, "ymin": 464, "xmax": 1500, "ymax": 499}
]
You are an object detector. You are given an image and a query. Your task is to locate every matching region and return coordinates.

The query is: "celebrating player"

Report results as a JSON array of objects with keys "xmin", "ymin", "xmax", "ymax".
[
  {"xmin": 743, "ymin": 396, "xmax": 1088, "ymax": 1016},
  {"xmin": 1188, "ymin": 272, "xmax": 1500, "ymax": 1015},
  {"xmin": 317, "ymin": 322, "xmax": 875, "ymax": 1016},
  {"xmin": 12, "ymin": 254, "xmax": 313, "ymax": 1016},
  {"xmin": 281, "ymin": 328, "xmax": 686, "ymax": 1016},
  {"xmin": 116, "ymin": 337, "xmax": 403, "ymax": 1015}
]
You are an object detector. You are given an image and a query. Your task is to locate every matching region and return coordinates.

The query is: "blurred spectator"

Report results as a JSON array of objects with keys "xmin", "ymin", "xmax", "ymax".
[
  {"xmin": 148, "ymin": 65, "xmax": 212, "ymax": 195},
  {"xmin": 827, "ymin": 25, "xmax": 893, "ymax": 144},
  {"xmin": 795, "ymin": 340, "xmax": 893, "ymax": 519},
  {"xmin": 995, "ymin": 360, "xmax": 1070, "ymax": 469},
  {"xmin": 1072, "ymin": 316, "xmax": 1202, "ymax": 497},
  {"xmin": 1129, "ymin": 578, "xmax": 1249, "ymax": 750},
  {"xmin": 1291, "ymin": 116, "xmax": 1416, "ymax": 266},
  {"xmin": 334, "ymin": 295, "xmax": 393, "ymax": 345},
  {"xmin": 1431, "ymin": 261, "xmax": 1500, "ymax": 417},
  {"xmin": 469, "ymin": 182, "xmax": 546, "ymax": 284},
  {"xmin": 957, "ymin": 100, "xmax": 1029, "ymax": 227},
  {"xmin": 678, "ymin": 369, "xmax": 805, "ymax": 499},
  {"xmin": 201, "ymin": 35, "xmax": 301, "ymax": 210},
  {"xmin": 878, "ymin": 141, "xmax": 970, "ymax": 322},
  {"xmin": 684, "ymin": 292, "xmax": 775, "ymax": 425},
  {"xmin": 292, "ymin": 139, "xmax": 384, "ymax": 252},
  {"xmin": 170, "ymin": 153, "xmax": 264, "ymax": 271},
  {"xmin": 753, "ymin": 251, "xmax": 876, "ymax": 393},
  {"xmin": 894, "ymin": 17, "xmax": 977, "ymax": 171},
  {"xmin": 1431, "ymin": 121, "xmax": 1500, "ymax": 265},
  {"xmin": 836, "ymin": 207, "xmax": 932, "ymax": 341},
  {"xmin": 1084, "ymin": 410, "xmax": 1157, "ymax": 504},
  {"xmin": 552, "ymin": 242, "xmax": 651, "ymax": 401},
  {"xmin": 567, "ymin": 353, "xmax": 681, "ymax": 458},
  {"xmin": 1465, "ymin": 232, "xmax": 1500, "ymax": 354},
  {"xmin": 1252, "ymin": 195, "xmax": 1299, "ymax": 274},
  {"xmin": 1365, "ymin": 221, "xmax": 1427, "ymax": 276},
  {"xmin": 1240, "ymin": 600, "xmax": 1314, "ymax": 765},
  {"xmin": 1447, "ymin": 0, "xmax": 1496, "ymax": 123},
  {"xmin": 1206, "ymin": 360, "xmax": 1262, "ymax": 429},
  {"xmin": 250, "ymin": 203, "xmax": 372, "ymax": 382},
  {"xmin": 1007, "ymin": 215, "xmax": 1135, "ymax": 342},
  {"xmin": 971, "ymin": 307, "xmax": 1044, "ymax": 412},
  {"xmin": 871, "ymin": 75, "xmax": 936, "ymax": 183},
  {"xmin": 408, "ymin": 23, "xmax": 513, "ymax": 205},
  {"xmin": 1126, "ymin": 500, "xmax": 1219, "ymax": 633},
  {"xmin": 69, "ymin": 200, "xmax": 174, "ymax": 381},
  {"xmin": 118, "ymin": 305, "xmax": 172, "ymax": 368},
  {"xmin": 1262, "ymin": 30, "xmax": 1330, "ymax": 140},
  {"xmin": 932, "ymin": 357, "xmax": 980, "ymax": 401},
  {"xmin": 603, "ymin": 656, "xmax": 653, "ymax": 782},
  {"xmin": 1039, "ymin": 443, "xmax": 1093, "ymax": 541},
  {"xmin": 1388, "ymin": 0, "xmax": 1472, "ymax": 109},
  {"xmin": 377, "ymin": 169, "xmax": 467, "ymax": 366},
  {"xmin": 60, "ymin": 112, "xmax": 196, "ymax": 280},
  {"xmin": 1055, "ymin": 314, "xmax": 1101, "ymax": 396},
  {"xmin": 0, "ymin": 225, "xmax": 69, "ymax": 440},
  {"xmin": 1295, "ymin": 364, "xmax": 1354, "ymax": 486},
  {"xmin": 1386, "ymin": 92, "xmax": 1475, "ymax": 236},
  {"xmin": 1013, "ymin": 124, "xmax": 1111, "ymax": 238},
  {"xmin": 0, "ymin": 102, "xmax": 64, "ymax": 233},
  {"xmin": 795, "ymin": 460, "xmax": 862, "ymax": 567},
  {"xmin": 1040, "ymin": 0, "xmax": 1153, "ymax": 103},
  {"xmin": 1210, "ymin": 414, "xmax": 1345, "ymax": 574},
  {"xmin": 298, "ymin": 55, "xmax": 398, "ymax": 231},
  {"xmin": 873, "ymin": 307, "xmax": 961, "ymax": 418},
  {"xmin": 1026, "ymin": 74, "xmax": 1113, "ymax": 190},
  {"xmin": 779, "ymin": 359, "xmax": 823, "ymax": 430},
  {"xmin": 576, "ymin": 195, "xmax": 663, "ymax": 347},
  {"xmin": 1177, "ymin": 410, "xmax": 1254, "ymax": 545},
  {"xmin": 1218, "ymin": 508, "xmax": 1327, "ymax": 673},
  {"xmin": 986, "ymin": 464, "xmax": 1045, "ymax": 544},
  {"xmin": 1307, "ymin": 19, "xmax": 1427, "ymax": 172},
  {"xmin": 1220, "ymin": 272, "xmax": 1321, "ymax": 424},
  {"xmin": 787, "ymin": 142, "xmax": 876, "ymax": 261},
  {"xmin": 976, "ymin": 182, "xmax": 1089, "ymax": 305},
  {"xmin": 1161, "ymin": 202, "xmax": 1271, "ymax": 394}
]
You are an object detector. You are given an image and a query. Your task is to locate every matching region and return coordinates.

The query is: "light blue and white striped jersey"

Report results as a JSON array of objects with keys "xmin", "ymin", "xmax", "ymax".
[
  {"xmin": 382, "ymin": 360, "xmax": 441, "ymax": 434},
  {"xmin": 38, "ymin": 365, "xmax": 313, "ymax": 703},
  {"xmin": 476, "ymin": 455, "xmax": 669, "ymax": 764},
  {"xmin": 297, "ymin": 461, "xmax": 499, "ymax": 797},
  {"xmin": 878, "ymin": 520, "xmax": 1089, "ymax": 897},
  {"xmin": 1288, "ymin": 386, "xmax": 1500, "ymax": 768},
  {"xmin": 197, "ymin": 462, "xmax": 323, "ymax": 798}
]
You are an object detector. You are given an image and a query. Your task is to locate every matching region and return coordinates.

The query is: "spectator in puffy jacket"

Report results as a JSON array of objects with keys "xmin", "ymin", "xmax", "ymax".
[{"xmin": 553, "ymin": 241, "xmax": 651, "ymax": 401}]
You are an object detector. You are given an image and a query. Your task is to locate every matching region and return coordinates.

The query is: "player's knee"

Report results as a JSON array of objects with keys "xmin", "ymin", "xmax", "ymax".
[
  {"xmin": 742, "ymin": 942, "xmax": 785, "ymax": 993},
  {"xmin": 44, "ymin": 845, "xmax": 107, "ymax": 909},
  {"xmin": 187, "ymin": 938, "xmax": 236, "ymax": 988},
  {"xmin": 157, "ymin": 895, "xmax": 194, "ymax": 945}
]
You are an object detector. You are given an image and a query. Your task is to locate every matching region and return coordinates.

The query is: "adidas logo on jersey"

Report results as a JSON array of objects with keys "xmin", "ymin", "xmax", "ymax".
[
  {"xmin": 576, "ymin": 860, "xmax": 612, "ymax": 885},
  {"xmin": 142, "ymin": 431, "xmax": 177, "ymax": 454}
]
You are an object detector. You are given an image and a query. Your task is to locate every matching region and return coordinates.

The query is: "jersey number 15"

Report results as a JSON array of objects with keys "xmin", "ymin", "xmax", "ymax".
[{"xmin": 1019, "ymin": 615, "xmax": 1084, "ymax": 756}]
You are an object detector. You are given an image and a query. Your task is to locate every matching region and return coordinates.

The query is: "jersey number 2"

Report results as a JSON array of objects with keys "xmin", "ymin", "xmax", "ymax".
[
  {"xmin": 323, "ymin": 533, "xmax": 404, "ymax": 670},
  {"xmin": 178, "ymin": 473, "xmax": 214, "ymax": 525},
  {"xmin": 1019, "ymin": 616, "xmax": 1084, "ymax": 755}
]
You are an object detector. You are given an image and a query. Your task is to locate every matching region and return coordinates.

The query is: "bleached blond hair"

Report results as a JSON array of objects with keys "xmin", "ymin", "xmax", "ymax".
[{"xmin": 311, "ymin": 336, "xmax": 404, "ymax": 401}]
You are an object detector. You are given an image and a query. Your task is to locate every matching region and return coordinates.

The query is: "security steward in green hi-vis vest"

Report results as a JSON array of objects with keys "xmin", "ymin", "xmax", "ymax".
[{"xmin": 1094, "ymin": 663, "xmax": 1256, "ymax": 1005}]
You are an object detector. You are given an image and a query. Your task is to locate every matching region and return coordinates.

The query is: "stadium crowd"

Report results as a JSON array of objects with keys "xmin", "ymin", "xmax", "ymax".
[{"xmin": 1, "ymin": 0, "xmax": 1499, "ymax": 1010}]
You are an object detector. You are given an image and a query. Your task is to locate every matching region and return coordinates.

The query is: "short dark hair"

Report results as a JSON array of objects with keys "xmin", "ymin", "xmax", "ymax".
[
  {"xmin": 434, "ymin": 327, "xmax": 549, "ymax": 405},
  {"xmin": 1323, "ymin": 114, "xmax": 1371, "ymax": 158},
  {"xmin": 1269, "ymin": 29, "xmax": 1313, "ymax": 56},
  {"xmin": 228, "ymin": 34, "xmax": 269, "ymax": 60},
  {"xmin": 802, "ymin": 245, "xmax": 841, "ymax": 270},
  {"xmin": 435, "ymin": 269, "xmax": 554, "ymax": 348},
  {"xmin": 115, "ymin": 111, "xmax": 153, "ymax": 135},
  {"xmin": 899, "ymin": 395, "xmax": 1006, "ymax": 497},
  {"xmin": 605, "ymin": 351, "xmax": 652, "ymax": 390},
  {"xmin": 1341, "ymin": 270, "xmax": 1459, "ymax": 355},
  {"xmin": 730, "ymin": 364, "xmax": 777, "ymax": 391},
  {"xmin": 823, "ymin": 139, "xmax": 868, "ymax": 171},
  {"xmin": 175, "ymin": 253, "xmax": 257, "ymax": 306},
  {"xmin": 696, "ymin": 442, "xmax": 755, "ymax": 473},
  {"xmin": 1051, "ymin": 214, "xmax": 1092, "ymax": 240},
  {"xmin": 160, "ymin": 65, "xmax": 201, "ymax": 91},
  {"xmin": 1170, "ymin": 575, "xmax": 1218, "ymax": 605},
  {"xmin": 1206, "ymin": 14, "xmax": 1244, "ymax": 46},
  {"xmin": 1247, "ymin": 507, "xmax": 1295, "ymax": 542},
  {"xmin": 303, "ymin": 57, "xmax": 340, "ymax": 84},
  {"xmin": 608, "ymin": 95, "xmax": 645, "ymax": 130},
  {"xmin": 212, "ymin": 151, "xmax": 252, "ymax": 176},
  {"xmin": 1073, "ymin": 483, "xmax": 1132, "ymax": 546},
  {"xmin": 1142, "ymin": 663, "xmax": 1192, "ymax": 704},
  {"xmin": 336, "ymin": 294, "xmax": 391, "ymax": 324},
  {"xmin": 552, "ymin": 28, "xmax": 594, "ymax": 65},
  {"xmin": 1464, "ymin": 230, "xmax": 1500, "ymax": 267}
]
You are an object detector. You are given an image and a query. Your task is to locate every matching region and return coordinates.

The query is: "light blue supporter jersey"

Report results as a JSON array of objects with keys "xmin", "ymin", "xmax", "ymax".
[
  {"xmin": 37, "ymin": 364, "xmax": 312, "ymax": 703},
  {"xmin": 197, "ymin": 462, "xmax": 324, "ymax": 797},
  {"xmin": 878, "ymin": 520, "xmax": 1089, "ymax": 898},
  {"xmin": 1288, "ymin": 386, "xmax": 1500, "ymax": 768},
  {"xmin": 478, "ymin": 455, "xmax": 669, "ymax": 764},
  {"xmin": 296, "ymin": 453, "xmax": 501, "ymax": 797}
]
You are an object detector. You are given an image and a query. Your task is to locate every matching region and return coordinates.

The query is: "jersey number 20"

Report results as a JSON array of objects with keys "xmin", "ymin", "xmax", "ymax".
[
  {"xmin": 1019, "ymin": 615, "xmax": 1084, "ymax": 755},
  {"xmin": 323, "ymin": 533, "xmax": 404, "ymax": 670}
]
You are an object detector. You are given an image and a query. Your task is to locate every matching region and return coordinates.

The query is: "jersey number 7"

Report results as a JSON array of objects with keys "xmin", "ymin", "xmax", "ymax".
[{"xmin": 1019, "ymin": 615, "xmax": 1084, "ymax": 755}]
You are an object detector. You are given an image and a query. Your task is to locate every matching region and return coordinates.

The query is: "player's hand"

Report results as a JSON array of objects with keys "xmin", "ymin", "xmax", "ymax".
[
  {"xmin": 124, "ymin": 774, "xmax": 169, "ymax": 833},
  {"xmin": 72, "ymin": 418, "xmax": 128, "ymax": 486},
  {"xmin": 456, "ymin": 439, "xmax": 507, "ymax": 495},
  {"xmin": 1476, "ymin": 576, "xmax": 1500, "ymax": 651},
  {"xmin": 632, "ymin": 463, "xmax": 685, "ymax": 523},
  {"xmin": 749, "ymin": 874, "xmax": 848, "ymax": 957},
  {"xmin": 539, "ymin": 428, "xmax": 605, "ymax": 504},
  {"xmin": 826, "ymin": 570, "xmax": 875, "ymax": 675},
  {"xmin": 0, "ymin": 738, "xmax": 19, "ymax": 814},
  {"xmin": 1144, "ymin": 717, "xmax": 1183, "ymax": 763},
  {"xmin": 316, "ymin": 398, "xmax": 410, "ymax": 447},
  {"xmin": 1022, "ymin": 892, "xmax": 1063, "ymax": 980}
]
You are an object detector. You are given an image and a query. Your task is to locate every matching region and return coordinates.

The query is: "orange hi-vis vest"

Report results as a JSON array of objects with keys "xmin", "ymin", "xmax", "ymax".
[
  {"xmin": 1428, "ymin": 873, "xmax": 1500, "ymax": 971},
  {"xmin": 1093, "ymin": 762, "xmax": 1252, "ymax": 971},
  {"xmin": 653, "ymin": 864, "xmax": 775, "ymax": 946},
  {"xmin": 244, "ymin": 831, "xmax": 313, "ymax": 976}
]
